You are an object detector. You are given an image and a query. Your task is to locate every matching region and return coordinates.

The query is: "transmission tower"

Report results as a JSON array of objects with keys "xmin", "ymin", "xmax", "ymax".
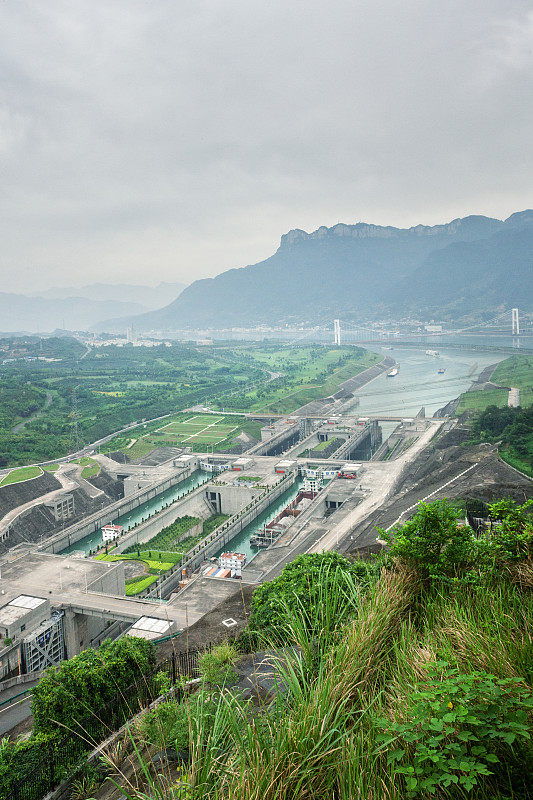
[{"xmin": 70, "ymin": 385, "xmax": 83, "ymax": 453}]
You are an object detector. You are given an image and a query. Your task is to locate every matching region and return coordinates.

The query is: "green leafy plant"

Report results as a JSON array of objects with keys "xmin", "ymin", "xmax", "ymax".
[
  {"xmin": 488, "ymin": 498, "xmax": 533, "ymax": 562},
  {"xmin": 379, "ymin": 500, "xmax": 478, "ymax": 582},
  {"xmin": 69, "ymin": 764, "xmax": 102, "ymax": 799},
  {"xmin": 198, "ymin": 641, "xmax": 239, "ymax": 686},
  {"xmin": 376, "ymin": 662, "xmax": 533, "ymax": 796},
  {"xmin": 249, "ymin": 551, "xmax": 377, "ymax": 638},
  {"xmin": 154, "ymin": 669, "xmax": 172, "ymax": 697},
  {"xmin": 137, "ymin": 699, "xmax": 191, "ymax": 751},
  {"xmin": 31, "ymin": 636, "xmax": 156, "ymax": 735}
]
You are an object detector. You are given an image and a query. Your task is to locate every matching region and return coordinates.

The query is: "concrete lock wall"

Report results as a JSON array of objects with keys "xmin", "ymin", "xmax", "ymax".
[
  {"xmin": 143, "ymin": 473, "xmax": 296, "ymax": 600},
  {"xmin": 108, "ymin": 492, "xmax": 205, "ymax": 555},
  {"xmin": 205, "ymin": 484, "xmax": 260, "ymax": 516},
  {"xmin": 87, "ymin": 561, "xmax": 125, "ymax": 595},
  {"xmin": 40, "ymin": 465, "xmax": 196, "ymax": 555}
]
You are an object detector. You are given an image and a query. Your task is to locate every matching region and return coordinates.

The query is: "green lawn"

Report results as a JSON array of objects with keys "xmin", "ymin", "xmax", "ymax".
[
  {"xmin": 125, "ymin": 575, "xmax": 158, "ymax": 595},
  {"xmin": 103, "ymin": 346, "xmax": 380, "ymax": 458},
  {"xmin": 42, "ymin": 464, "xmax": 59, "ymax": 472},
  {"xmin": 71, "ymin": 456, "xmax": 100, "ymax": 479},
  {"xmin": 455, "ymin": 388, "xmax": 508, "ymax": 414},
  {"xmin": 491, "ymin": 355, "xmax": 533, "ymax": 387},
  {"xmin": 314, "ymin": 439, "xmax": 334, "ymax": 451},
  {"xmin": 222, "ymin": 347, "xmax": 380, "ymax": 414},
  {"xmin": 114, "ymin": 413, "xmax": 250, "ymax": 458},
  {"xmin": 499, "ymin": 447, "xmax": 533, "ymax": 478},
  {"xmin": 0, "ymin": 466, "xmax": 43, "ymax": 487},
  {"xmin": 455, "ymin": 354, "xmax": 533, "ymax": 415},
  {"xmin": 96, "ymin": 550, "xmax": 184, "ymax": 573}
]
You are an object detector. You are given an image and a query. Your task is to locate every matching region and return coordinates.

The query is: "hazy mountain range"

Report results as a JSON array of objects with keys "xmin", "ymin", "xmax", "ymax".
[
  {"xmin": 97, "ymin": 210, "xmax": 533, "ymax": 332},
  {"xmin": 0, "ymin": 282, "xmax": 185, "ymax": 334}
]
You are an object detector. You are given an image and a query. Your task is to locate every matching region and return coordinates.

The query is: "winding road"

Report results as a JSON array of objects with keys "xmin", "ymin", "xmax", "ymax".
[{"xmin": 12, "ymin": 391, "xmax": 53, "ymax": 433}]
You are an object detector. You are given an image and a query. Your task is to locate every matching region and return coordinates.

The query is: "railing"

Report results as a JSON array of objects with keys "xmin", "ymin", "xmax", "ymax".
[
  {"xmin": 4, "ymin": 647, "xmax": 205, "ymax": 800},
  {"xmin": 0, "ymin": 689, "xmax": 32, "ymax": 710}
]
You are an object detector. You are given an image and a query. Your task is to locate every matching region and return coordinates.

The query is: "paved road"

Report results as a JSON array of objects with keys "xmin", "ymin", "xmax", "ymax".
[
  {"xmin": 0, "ymin": 465, "xmax": 79, "ymax": 539},
  {"xmin": 0, "ymin": 681, "xmax": 39, "ymax": 736},
  {"xmin": 307, "ymin": 420, "xmax": 443, "ymax": 553}
]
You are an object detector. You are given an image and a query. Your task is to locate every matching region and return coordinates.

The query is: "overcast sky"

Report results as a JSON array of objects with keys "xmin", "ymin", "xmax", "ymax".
[{"xmin": 1, "ymin": 0, "xmax": 532, "ymax": 293}]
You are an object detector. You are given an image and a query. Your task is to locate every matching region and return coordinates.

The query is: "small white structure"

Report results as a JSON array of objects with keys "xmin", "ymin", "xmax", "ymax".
[
  {"xmin": 219, "ymin": 552, "xmax": 247, "ymax": 576},
  {"xmin": 275, "ymin": 459, "xmax": 296, "ymax": 474},
  {"xmin": 127, "ymin": 616, "xmax": 175, "ymax": 641},
  {"xmin": 508, "ymin": 387, "xmax": 521, "ymax": 408},
  {"xmin": 232, "ymin": 457, "xmax": 253, "ymax": 471},
  {"xmin": 303, "ymin": 476, "xmax": 323, "ymax": 494},
  {"xmin": 102, "ymin": 523, "xmax": 123, "ymax": 542}
]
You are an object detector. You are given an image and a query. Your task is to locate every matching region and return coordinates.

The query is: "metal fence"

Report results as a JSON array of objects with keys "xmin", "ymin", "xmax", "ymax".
[{"xmin": 4, "ymin": 648, "xmax": 203, "ymax": 800}]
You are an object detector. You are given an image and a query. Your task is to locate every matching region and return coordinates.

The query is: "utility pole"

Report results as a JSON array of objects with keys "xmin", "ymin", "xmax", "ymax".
[{"xmin": 70, "ymin": 385, "xmax": 84, "ymax": 453}]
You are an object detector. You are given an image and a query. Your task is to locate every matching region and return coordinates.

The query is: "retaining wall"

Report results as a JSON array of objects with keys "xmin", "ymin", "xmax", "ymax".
[
  {"xmin": 39, "ymin": 465, "xmax": 197, "ymax": 554},
  {"xmin": 143, "ymin": 472, "xmax": 296, "ymax": 599}
]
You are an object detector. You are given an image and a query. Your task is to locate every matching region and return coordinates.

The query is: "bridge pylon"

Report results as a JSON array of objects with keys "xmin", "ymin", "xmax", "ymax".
[{"xmin": 512, "ymin": 308, "xmax": 520, "ymax": 335}]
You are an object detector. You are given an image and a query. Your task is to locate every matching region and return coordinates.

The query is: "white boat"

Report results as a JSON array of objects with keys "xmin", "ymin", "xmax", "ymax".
[{"xmin": 387, "ymin": 368, "xmax": 399, "ymax": 377}]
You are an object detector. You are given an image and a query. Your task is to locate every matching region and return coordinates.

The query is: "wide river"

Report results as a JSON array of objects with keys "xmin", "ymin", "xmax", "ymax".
[
  {"xmin": 63, "ymin": 335, "xmax": 531, "ymax": 558},
  {"xmin": 350, "ymin": 334, "xmax": 532, "ymax": 438}
]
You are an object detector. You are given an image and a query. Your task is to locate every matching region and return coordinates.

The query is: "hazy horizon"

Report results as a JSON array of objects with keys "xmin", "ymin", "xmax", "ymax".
[{"xmin": 1, "ymin": 1, "xmax": 532, "ymax": 293}]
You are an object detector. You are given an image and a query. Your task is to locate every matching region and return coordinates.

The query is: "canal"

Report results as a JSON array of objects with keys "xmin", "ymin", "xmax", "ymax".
[
  {"xmin": 215, "ymin": 478, "xmax": 305, "ymax": 565},
  {"xmin": 60, "ymin": 471, "xmax": 210, "ymax": 555},
  {"xmin": 348, "ymin": 342, "xmax": 512, "ymax": 439},
  {"xmin": 62, "ymin": 335, "xmax": 532, "ymax": 560}
]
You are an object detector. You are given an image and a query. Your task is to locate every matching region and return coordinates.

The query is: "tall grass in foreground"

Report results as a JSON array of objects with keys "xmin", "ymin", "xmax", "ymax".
[
  {"xmin": 179, "ymin": 568, "xmax": 421, "ymax": 800},
  {"xmin": 195, "ymin": 572, "xmax": 532, "ymax": 799},
  {"xmin": 110, "ymin": 569, "xmax": 533, "ymax": 800}
]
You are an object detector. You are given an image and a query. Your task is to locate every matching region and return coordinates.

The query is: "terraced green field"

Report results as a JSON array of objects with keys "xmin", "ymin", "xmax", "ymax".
[{"xmin": 455, "ymin": 355, "xmax": 533, "ymax": 414}]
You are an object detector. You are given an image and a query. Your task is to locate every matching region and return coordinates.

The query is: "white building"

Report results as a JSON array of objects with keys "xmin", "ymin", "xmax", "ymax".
[
  {"xmin": 219, "ymin": 552, "xmax": 247, "ymax": 576},
  {"xmin": 508, "ymin": 387, "xmax": 521, "ymax": 408},
  {"xmin": 303, "ymin": 476, "xmax": 323, "ymax": 494},
  {"xmin": 102, "ymin": 523, "xmax": 124, "ymax": 541}
]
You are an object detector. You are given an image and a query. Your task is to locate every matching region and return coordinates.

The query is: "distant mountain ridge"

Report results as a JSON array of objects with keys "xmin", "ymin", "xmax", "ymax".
[
  {"xmin": 96, "ymin": 210, "xmax": 533, "ymax": 332},
  {"xmin": 0, "ymin": 282, "xmax": 186, "ymax": 334},
  {"xmin": 29, "ymin": 281, "xmax": 186, "ymax": 309}
]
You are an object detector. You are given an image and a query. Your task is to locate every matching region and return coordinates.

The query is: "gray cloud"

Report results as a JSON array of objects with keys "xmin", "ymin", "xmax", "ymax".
[{"xmin": 0, "ymin": 0, "xmax": 532, "ymax": 292}]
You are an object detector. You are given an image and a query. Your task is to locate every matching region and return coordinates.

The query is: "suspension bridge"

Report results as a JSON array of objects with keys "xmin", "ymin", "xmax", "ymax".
[
  {"xmin": 283, "ymin": 308, "xmax": 527, "ymax": 346},
  {"xmin": 332, "ymin": 309, "xmax": 525, "ymax": 344}
]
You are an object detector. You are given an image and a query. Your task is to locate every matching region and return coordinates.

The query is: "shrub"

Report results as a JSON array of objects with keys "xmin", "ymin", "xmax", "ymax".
[
  {"xmin": 488, "ymin": 498, "xmax": 533, "ymax": 562},
  {"xmin": 31, "ymin": 637, "xmax": 156, "ymax": 735},
  {"xmin": 376, "ymin": 662, "xmax": 533, "ymax": 797},
  {"xmin": 379, "ymin": 500, "xmax": 478, "ymax": 582},
  {"xmin": 249, "ymin": 551, "xmax": 377, "ymax": 636},
  {"xmin": 199, "ymin": 641, "xmax": 239, "ymax": 686},
  {"xmin": 138, "ymin": 699, "xmax": 191, "ymax": 751}
]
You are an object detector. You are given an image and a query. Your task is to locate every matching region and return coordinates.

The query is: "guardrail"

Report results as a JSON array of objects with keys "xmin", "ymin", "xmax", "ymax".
[{"xmin": 0, "ymin": 689, "xmax": 32, "ymax": 710}]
